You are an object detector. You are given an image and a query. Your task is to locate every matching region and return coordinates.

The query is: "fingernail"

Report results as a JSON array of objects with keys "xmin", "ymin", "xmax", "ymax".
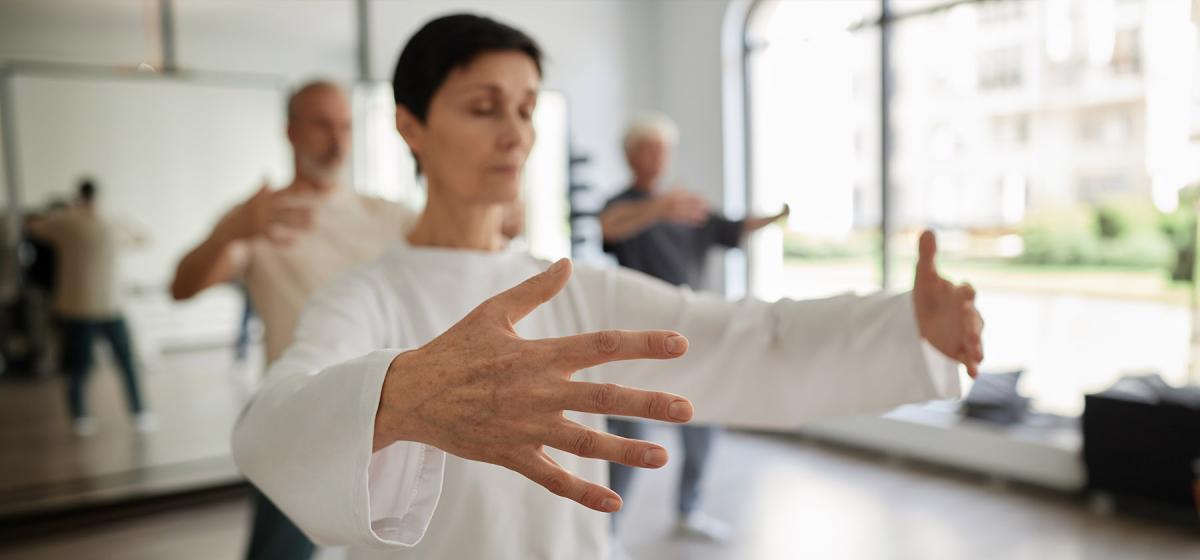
[
  {"xmin": 643, "ymin": 448, "xmax": 667, "ymax": 467},
  {"xmin": 550, "ymin": 259, "xmax": 567, "ymax": 273},
  {"xmin": 668, "ymin": 400, "xmax": 691, "ymax": 421},
  {"xmin": 601, "ymin": 498, "xmax": 620, "ymax": 512},
  {"xmin": 665, "ymin": 335, "xmax": 687, "ymax": 355}
]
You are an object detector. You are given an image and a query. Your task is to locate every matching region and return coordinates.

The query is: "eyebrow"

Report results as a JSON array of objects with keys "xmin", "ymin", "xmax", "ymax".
[{"xmin": 457, "ymin": 83, "xmax": 539, "ymax": 98}]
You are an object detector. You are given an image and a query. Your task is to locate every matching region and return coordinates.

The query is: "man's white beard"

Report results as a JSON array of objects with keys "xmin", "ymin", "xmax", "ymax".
[{"xmin": 298, "ymin": 154, "xmax": 342, "ymax": 184}]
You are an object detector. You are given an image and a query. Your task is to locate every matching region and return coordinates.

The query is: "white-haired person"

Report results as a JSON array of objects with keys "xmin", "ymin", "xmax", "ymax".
[
  {"xmin": 598, "ymin": 113, "xmax": 789, "ymax": 541},
  {"xmin": 232, "ymin": 13, "xmax": 984, "ymax": 560}
]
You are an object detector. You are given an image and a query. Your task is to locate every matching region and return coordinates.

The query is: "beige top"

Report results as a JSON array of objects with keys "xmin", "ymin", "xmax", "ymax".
[
  {"xmin": 231, "ymin": 188, "xmax": 416, "ymax": 364},
  {"xmin": 27, "ymin": 206, "xmax": 125, "ymax": 319}
]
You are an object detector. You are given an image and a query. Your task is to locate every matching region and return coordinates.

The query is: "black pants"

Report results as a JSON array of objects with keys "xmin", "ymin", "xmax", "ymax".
[
  {"xmin": 246, "ymin": 487, "xmax": 315, "ymax": 560},
  {"xmin": 60, "ymin": 317, "xmax": 144, "ymax": 419}
]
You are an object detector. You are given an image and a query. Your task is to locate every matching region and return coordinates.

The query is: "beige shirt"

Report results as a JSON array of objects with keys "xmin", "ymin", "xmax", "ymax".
[
  {"xmin": 27, "ymin": 206, "xmax": 125, "ymax": 319},
  {"xmin": 232, "ymin": 188, "xmax": 415, "ymax": 364}
]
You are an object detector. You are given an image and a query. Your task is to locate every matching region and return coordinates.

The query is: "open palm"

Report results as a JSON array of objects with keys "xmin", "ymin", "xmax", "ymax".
[{"xmin": 912, "ymin": 231, "xmax": 985, "ymax": 377}]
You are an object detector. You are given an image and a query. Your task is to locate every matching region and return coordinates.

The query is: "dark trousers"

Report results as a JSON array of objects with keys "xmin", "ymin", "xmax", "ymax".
[
  {"xmin": 607, "ymin": 418, "xmax": 718, "ymax": 519},
  {"xmin": 60, "ymin": 317, "xmax": 144, "ymax": 419},
  {"xmin": 246, "ymin": 487, "xmax": 315, "ymax": 560},
  {"xmin": 235, "ymin": 285, "xmax": 255, "ymax": 362}
]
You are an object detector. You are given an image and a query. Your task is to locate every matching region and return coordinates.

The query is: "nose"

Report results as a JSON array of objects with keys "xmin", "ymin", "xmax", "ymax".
[{"xmin": 497, "ymin": 112, "xmax": 531, "ymax": 153}]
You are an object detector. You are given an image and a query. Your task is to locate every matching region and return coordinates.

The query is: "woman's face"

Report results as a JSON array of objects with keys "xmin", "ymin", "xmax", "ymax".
[{"xmin": 400, "ymin": 51, "xmax": 540, "ymax": 205}]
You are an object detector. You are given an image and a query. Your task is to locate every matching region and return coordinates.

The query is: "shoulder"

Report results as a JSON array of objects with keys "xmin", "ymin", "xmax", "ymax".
[
  {"xmin": 355, "ymin": 194, "xmax": 418, "ymax": 231},
  {"xmin": 356, "ymin": 194, "xmax": 416, "ymax": 217},
  {"xmin": 308, "ymin": 257, "xmax": 393, "ymax": 313}
]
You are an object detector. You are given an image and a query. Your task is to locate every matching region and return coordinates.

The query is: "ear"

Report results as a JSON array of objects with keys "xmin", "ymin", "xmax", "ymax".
[{"xmin": 395, "ymin": 105, "xmax": 425, "ymax": 156}]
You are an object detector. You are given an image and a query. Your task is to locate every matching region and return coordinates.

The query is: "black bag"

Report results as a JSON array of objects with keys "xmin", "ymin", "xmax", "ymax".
[{"xmin": 1083, "ymin": 374, "xmax": 1200, "ymax": 514}]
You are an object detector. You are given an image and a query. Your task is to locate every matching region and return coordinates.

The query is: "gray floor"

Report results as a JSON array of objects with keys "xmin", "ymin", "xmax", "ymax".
[
  {"xmin": 1, "ymin": 426, "xmax": 1197, "ymax": 560},
  {"xmin": 1, "ymin": 345, "xmax": 1197, "ymax": 559},
  {"xmin": 0, "ymin": 346, "xmax": 252, "ymax": 517}
]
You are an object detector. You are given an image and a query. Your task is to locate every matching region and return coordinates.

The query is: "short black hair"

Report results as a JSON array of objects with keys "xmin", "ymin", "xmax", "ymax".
[
  {"xmin": 392, "ymin": 14, "xmax": 543, "ymax": 123},
  {"xmin": 79, "ymin": 179, "xmax": 97, "ymax": 202}
]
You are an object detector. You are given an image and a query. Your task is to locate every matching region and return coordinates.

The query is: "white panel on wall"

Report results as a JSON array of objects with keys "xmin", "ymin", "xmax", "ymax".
[
  {"xmin": 523, "ymin": 91, "xmax": 570, "ymax": 261},
  {"xmin": 10, "ymin": 75, "xmax": 289, "ymax": 287},
  {"xmin": 174, "ymin": 0, "xmax": 356, "ymax": 82}
]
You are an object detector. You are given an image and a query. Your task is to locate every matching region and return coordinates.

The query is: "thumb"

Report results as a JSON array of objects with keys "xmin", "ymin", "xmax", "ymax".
[
  {"xmin": 916, "ymin": 230, "xmax": 938, "ymax": 284},
  {"xmin": 488, "ymin": 258, "xmax": 573, "ymax": 327}
]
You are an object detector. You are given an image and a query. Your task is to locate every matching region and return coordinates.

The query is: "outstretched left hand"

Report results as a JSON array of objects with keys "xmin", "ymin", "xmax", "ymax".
[{"xmin": 912, "ymin": 230, "xmax": 984, "ymax": 378}]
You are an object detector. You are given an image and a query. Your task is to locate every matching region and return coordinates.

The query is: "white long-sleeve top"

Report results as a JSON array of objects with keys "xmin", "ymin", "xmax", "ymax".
[{"xmin": 232, "ymin": 240, "xmax": 961, "ymax": 559}]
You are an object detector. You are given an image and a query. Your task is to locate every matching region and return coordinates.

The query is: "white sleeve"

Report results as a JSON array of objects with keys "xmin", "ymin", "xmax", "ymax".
[
  {"xmin": 571, "ymin": 266, "xmax": 961, "ymax": 428},
  {"xmin": 231, "ymin": 271, "xmax": 445, "ymax": 549}
]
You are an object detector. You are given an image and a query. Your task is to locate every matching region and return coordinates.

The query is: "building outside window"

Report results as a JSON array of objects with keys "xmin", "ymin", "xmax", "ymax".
[{"xmin": 745, "ymin": 0, "xmax": 1200, "ymax": 416}]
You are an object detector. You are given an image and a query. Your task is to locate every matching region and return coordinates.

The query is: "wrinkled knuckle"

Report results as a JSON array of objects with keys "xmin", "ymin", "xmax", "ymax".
[
  {"xmin": 541, "ymin": 472, "xmax": 570, "ymax": 497},
  {"xmin": 570, "ymin": 430, "xmax": 598, "ymax": 457},
  {"xmin": 621, "ymin": 443, "xmax": 640, "ymax": 466},
  {"xmin": 647, "ymin": 394, "xmax": 667, "ymax": 419},
  {"xmin": 593, "ymin": 330, "xmax": 621, "ymax": 355},
  {"xmin": 591, "ymin": 383, "xmax": 620, "ymax": 412},
  {"xmin": 578, "ymin": 486, "xmax": 605, "ymax": 509},
  {"xmin": 645, "ymin": 333, "xmax": 659, "ymax": 356}
]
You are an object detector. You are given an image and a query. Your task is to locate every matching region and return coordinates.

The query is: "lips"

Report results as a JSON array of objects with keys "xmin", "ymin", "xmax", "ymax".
[{"xmin": 488, "ymin": 164, "xmax": 521, "ymax": 175}]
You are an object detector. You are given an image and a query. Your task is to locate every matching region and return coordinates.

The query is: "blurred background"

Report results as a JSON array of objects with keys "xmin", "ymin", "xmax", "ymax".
[{"xmin": 0, "ymin": 1, "xmax": 1198, "ymax": 559}]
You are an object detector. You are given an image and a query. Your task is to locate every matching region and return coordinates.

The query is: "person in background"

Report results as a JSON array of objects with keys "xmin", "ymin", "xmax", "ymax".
[
  {"xmin": 598, "ymin": 113, "xmax": 789, "ymax": 541},
  {"xmin": 170, "ymin": 80, "xmax": 416, "ymax": 560},
  {"xmin": 25, "ymin": 180, "xmax": 153, "ymax": 438}
]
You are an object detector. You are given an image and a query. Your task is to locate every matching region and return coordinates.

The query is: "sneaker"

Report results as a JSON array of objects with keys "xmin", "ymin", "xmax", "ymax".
[
  {"xmin": 73, "ymin": 416, "xmax": 98, "ymax": 438},
  {"xmin": 134, "ymin": 412, "xmax": 159, "ymax": 434},
  {"xmin": 674, "ymin": 511, "xmax": 732, "ymax": 543}
]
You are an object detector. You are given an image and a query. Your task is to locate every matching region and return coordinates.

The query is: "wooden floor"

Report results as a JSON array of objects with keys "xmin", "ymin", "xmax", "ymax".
[
  {"xmin": 1, "ymin": 427, "xmax": 1197, "ymax": 560},
  {"xmin": 0, "ymin": 345, "xmax": 255, "ymax": 518}
]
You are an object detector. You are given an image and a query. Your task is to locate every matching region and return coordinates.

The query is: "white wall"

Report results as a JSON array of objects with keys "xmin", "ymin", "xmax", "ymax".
[
  {"xmin": 0, "ymin": 0, "xmax": 674, "ymax": 201},
  {"xmin": 0, "ymin": 0, "xmax": 748, "ymax": 215},
  {"xmin": 0, "ymin": 0, "xmax": 151, "ymax": 68},
  {"xmin": 649, "ymin": 0, "xmax": 735, "ymax": 208},
  {"xmin": 174, "ymin": 0, "xmax": 357, "ymax": 82}
]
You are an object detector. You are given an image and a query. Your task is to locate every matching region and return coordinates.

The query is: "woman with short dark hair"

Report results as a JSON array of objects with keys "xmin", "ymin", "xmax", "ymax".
[{"xmin": 233, "ymin": 14, "xmax": 983, "ymax": 560}]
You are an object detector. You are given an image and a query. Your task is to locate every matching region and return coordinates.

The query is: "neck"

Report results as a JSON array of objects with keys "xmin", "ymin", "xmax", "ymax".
[
  {"xmin": 632, "ymin": 177, "xmax": 658, "ymax": 192},
  {"xmin": 291, "ymin": 162, "xmax": 340, "ymax": 196},
  {"xmin": 407, "ymin": 186, "xmax": 506, "ymax": 252}
]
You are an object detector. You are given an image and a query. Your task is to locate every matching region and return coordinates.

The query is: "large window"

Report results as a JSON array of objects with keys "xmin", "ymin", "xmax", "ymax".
[{"xmin": 747, "ymin": 0, "xmax": 1200, "ymax": 415}]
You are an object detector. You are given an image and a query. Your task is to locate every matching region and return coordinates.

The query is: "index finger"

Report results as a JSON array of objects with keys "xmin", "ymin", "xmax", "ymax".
[{"xmin": 916, "ymin": 230, "xmax": 938, "ymax": 283}]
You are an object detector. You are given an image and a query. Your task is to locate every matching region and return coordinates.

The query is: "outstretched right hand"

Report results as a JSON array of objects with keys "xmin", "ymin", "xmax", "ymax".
[{"xmin": 374, "ymin": 259, "xmax": 694, "ymax": 513}]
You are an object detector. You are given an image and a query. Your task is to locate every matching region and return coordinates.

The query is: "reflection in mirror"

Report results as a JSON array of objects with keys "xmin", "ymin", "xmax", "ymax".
[{"xmin": 0, "ymin": 67, "xmax": 288, "ymax": 520}]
